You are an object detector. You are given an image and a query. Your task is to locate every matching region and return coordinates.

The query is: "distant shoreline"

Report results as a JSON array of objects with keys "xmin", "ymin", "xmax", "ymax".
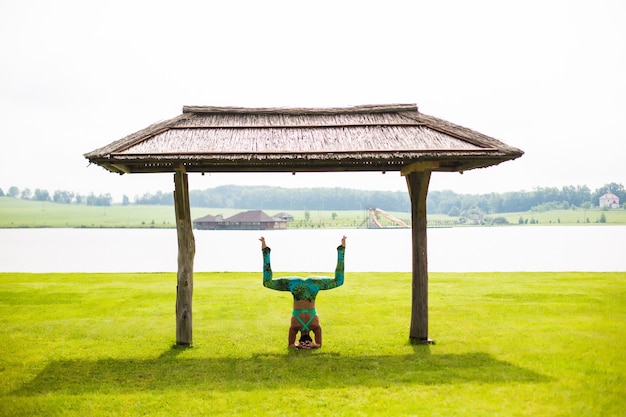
[{"xmin": 2, "ymin": 197, "xmax": 625, "ymax": 228}]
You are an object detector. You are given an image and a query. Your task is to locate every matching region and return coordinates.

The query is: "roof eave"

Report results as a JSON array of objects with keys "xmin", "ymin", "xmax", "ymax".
[{"xmin": 86, "ymin": 149, "xmax": 522, "ymax": 175}]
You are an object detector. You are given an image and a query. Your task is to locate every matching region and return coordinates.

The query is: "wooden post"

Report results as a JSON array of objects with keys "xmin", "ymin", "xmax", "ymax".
[
  {"xmin": 173, "ymin": 167, "xmax": 195, "ymax": 346},
  {"xmin": 403, "ymin": 168, "xmax": 434, "ymax": 344}
]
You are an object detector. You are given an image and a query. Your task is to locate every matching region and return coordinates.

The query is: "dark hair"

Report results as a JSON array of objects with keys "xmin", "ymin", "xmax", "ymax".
[{"xmin": 299, "ymin": 332, "xmax": 313, "ymax": 343}]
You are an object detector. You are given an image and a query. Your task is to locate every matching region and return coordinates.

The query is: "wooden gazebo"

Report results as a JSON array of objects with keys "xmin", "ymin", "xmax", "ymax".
[{"xmin": 85, "ymin": 104, "xmax": 523, "ymax": 345}]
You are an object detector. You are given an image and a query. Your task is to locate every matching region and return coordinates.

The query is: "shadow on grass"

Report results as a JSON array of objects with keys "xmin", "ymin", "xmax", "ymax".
[{"xmin": 14, "ymin": 346, "xmax": 550, "ymax": 396}]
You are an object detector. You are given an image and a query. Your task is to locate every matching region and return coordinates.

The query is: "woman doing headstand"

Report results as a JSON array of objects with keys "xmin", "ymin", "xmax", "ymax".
[{"xmin": 260, "ymin": 235, "xmax": 346, "ymax": 349}]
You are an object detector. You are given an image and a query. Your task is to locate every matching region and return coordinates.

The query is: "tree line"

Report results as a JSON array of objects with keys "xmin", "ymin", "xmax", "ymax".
[
  {"xmin": 428, "ymin": 183, "xmax": 625, "ymax": 216},
  {"xmin": 1, "ymin": 182, "xmax": 624, "ymax": 214},
  {"xmin": 0, "ymin": 186, "xmax": 115, "ymax": 206}
]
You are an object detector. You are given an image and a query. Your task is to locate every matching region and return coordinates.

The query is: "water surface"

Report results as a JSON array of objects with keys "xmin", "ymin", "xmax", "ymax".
[{"xmin": 0, "ymin": 226, "xmax": 623, "ymax": 272}]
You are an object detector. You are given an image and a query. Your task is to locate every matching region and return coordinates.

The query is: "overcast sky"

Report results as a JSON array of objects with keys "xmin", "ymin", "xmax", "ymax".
[{"xmin": 1, "ymin": 0, "xmax": 624, "ymax": 202}]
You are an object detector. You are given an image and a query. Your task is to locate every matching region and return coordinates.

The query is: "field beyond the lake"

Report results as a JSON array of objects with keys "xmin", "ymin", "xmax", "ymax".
[
  {"xmin": 2, "ymin": 197, "xmax": 626, "ymax": 228},
  {"xmin": 1, "ymin": 272, "xmax": 624, "ymax": 416}
]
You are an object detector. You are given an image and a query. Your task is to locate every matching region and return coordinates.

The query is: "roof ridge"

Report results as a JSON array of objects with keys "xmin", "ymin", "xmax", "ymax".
[{"xmin": 182, "ymin": 104, "xmax": 417, "ymax": 115}]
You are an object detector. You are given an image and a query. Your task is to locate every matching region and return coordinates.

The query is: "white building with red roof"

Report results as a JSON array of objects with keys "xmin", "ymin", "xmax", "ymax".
[{"xmin": 599, "ymin": 193, "xmax": 620, "ymax": 208}]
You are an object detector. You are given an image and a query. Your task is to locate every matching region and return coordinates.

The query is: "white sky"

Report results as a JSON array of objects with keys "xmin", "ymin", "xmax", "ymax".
[{"xmin": 1, "ymin": 0, "xmax": 624, "ymax": 202}]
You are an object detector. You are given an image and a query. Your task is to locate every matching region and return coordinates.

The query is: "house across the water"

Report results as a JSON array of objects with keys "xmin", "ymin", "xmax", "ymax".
[
  {"xmin": 273, "ymin": 212, "xmax": 294, "ymax": 222},
  {"xmin": 193, "ymin": 210, "xmax": 288, "ymax": 230},
  {"xmin": 599, "ymin": 193, "xmax": 620, "ymax": 209}
]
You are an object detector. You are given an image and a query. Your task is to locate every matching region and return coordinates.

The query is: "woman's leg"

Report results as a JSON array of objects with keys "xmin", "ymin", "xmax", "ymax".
[
  {"xmin": 311, "ymin": 237, "xmax": 346, "ymax": 291},
  {"xmin": 260, "ymin": 237, "xmax": 297, "ymax": 292},
  {"xmin": 333, "ymin": 237, "xmax": 346, "ymax": 286},
  {"xmin": 260, "ymin": 236, "xmax": 271, "ymax": 278}
]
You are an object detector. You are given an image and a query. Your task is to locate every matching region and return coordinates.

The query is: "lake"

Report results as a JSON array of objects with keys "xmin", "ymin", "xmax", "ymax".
[{"xmin": 1, "ymin": 226, "xmax": 624, "ymax": 273}]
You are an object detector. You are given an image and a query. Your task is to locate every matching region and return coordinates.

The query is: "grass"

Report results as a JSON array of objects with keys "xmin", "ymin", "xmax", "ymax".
[
  {"xmin": 0, "ymin": 197, "xmax": 179, "ymax": 228},
  {"xmin": 2, "ymin": 196, "xmax": 625, "ymax": 228},
  {"xmin": 496, "ymin": 208, "xmax": 626, "ymax": 225},
  {"xmin": 0, "ymin": 197, "xmax": 394, "ymax": 228},
  {"xmin": 1, "ymin": 271, "xmax": 624, "ymax": 416}
]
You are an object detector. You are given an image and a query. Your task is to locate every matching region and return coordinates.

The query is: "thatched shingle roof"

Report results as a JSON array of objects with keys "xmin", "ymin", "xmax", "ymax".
[
  {"xmin": 192, "ymin": 214, "xmax": 222, "ymax": 223},
  {"xmin": 84, "ymin": 104, "xmax": 523, "ymax": 174},
  {"xmin": 223, "ymin": 210, "xmax": 275, "ymax": 223}
]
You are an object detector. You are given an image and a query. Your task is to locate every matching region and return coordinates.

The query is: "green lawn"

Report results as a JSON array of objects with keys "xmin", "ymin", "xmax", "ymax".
[{"xmin": 1, "ymin": 271, "xmax": 624, "ymax": 416}]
